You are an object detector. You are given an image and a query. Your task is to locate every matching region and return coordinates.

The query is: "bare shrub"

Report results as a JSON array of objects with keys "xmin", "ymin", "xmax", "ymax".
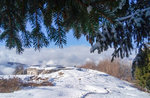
[
  {"xmin": 97, "ymin": 59, "xmax": 120, "ymax": 77},
  {"xmin": 119, "ymin": 63, "xmax": 132, "ymax": 82},
  {"xmin": 0, "ymin": 77, "xmax": 22, "ymax": 93},
  {"xmin": 97, "ymin": 59, "xmax": 132, "ymax": 81},
  {"xmin": 79, "ymin": 59, "xmax": 132, "ymax": 82}
]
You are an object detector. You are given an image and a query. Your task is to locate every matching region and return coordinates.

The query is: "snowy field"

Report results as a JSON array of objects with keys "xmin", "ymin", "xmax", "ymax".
[{"xmin": 0, "ymin": 68, "xmax": 149, "ymax": 98}]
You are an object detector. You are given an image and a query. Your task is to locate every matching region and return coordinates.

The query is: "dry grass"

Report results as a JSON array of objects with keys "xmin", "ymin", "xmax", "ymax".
[
  {"xmin": 0, "ymin": 77, "xmax": 22, "ymax": 93},
  {"xmin": 58, "ymin": 72, "xmax": 64, "ymax": 76},
  {"xmin": 97, "ymin": 59, "xmax": 132, "ymax": 82},
  {"xmin": 23, "ymin": 81, "xmax": 54, "ymax": 87},
  {"xmin": 0, "ymin": 77, "xmax": 53, "ymax": 93},
  {"xmin": 79, "ymin": 61, "xmax": 96, "ymax": 69},
  {"xmin": 79, "ymin": 59, "xmax": 132, "ymax": 82}
]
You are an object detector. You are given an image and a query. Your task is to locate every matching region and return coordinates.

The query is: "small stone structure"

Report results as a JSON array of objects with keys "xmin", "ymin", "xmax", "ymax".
[{"xmin": 27, "ymin": 68, "xmax": 43, "ymax": 75}]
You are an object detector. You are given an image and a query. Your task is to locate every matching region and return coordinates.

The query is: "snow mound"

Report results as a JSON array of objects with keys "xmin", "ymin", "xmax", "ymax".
[{"xmin": 0, "ymin": 68, "xmax": 149, "ymax": 98}]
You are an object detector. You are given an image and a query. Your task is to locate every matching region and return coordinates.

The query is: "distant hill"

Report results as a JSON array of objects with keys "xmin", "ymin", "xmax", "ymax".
[{"xmin": 0, "ymin": 62, "xmax": 29, "ymax": 75}]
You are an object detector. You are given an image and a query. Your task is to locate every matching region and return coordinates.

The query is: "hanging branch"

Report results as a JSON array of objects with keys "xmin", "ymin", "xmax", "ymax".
[{"xmin": 117, "ymin": 7, "xmax": 150, "ymax": 21}]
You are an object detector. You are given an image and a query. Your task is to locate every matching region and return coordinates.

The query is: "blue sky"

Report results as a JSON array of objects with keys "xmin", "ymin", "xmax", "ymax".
[{"xmin": 65, "ymin": 31, "xmax": 90, "ymax": 47}]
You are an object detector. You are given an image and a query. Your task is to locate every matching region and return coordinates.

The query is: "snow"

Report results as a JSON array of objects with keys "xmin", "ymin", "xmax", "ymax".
[
  {"xmin": 111, "ymin": 26, "xmax": 116, "ymax": 33},
  {"xmin": 90, "ymin": 42, "xmax": 100, "ymax": 53},
  {"xmin": 117, "ymin": 7, "xmax": 150, "ymax": 21},
  {"xmin": 146, "ymin": 10, "xmax": 150, "ymax": 17},
  {"xmin": 92, "ymin": 7, "xmax": 150, "ymax": 54},
  {"xmin": 113, "ymin": 0, "xmax": 126, "ymax": 12},
  {"xmin": 118, "ymin": 0, "xmax": 126, "ymax": 10},
  {"xmin": 87, "ymin": 5, "xmax": 92, "ymax": 14},
  {"xmin": 134, "ymin": 17, "xmax": 143, "ymax": 27},
  {"xmin": 0, "ymin": 68, "xmax": 149, "ymax": 98}
]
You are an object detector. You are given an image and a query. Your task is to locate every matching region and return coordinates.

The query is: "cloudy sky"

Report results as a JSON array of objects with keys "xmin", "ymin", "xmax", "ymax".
[{"xmin": 0, "ymin": 45, "xmax": 115, "ymax": 66}]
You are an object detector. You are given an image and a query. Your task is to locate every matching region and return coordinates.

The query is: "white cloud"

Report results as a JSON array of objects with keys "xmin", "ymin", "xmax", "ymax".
[
  {"xmin": 0, "ymin": 46, "xmax": 114, "ymax": 67},
  {"xmin": 0, "ymin": 65, "xmax": 15, "ymax": 75}
]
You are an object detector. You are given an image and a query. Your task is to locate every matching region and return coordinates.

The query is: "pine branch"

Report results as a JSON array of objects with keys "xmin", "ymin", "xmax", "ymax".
[
  {"xmin": 98, "ymin": 11, "xmax": 114, "ymax": 23},
  {"xmin": 75, "ymin": 0, "xmax": 88, "ymax": 7},
  {"xmin": 117, "ymin": 7, "xmax": 150, "ymax": 21}
]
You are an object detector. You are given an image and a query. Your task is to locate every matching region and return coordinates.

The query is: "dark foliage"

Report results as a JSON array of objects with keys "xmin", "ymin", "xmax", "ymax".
[{"xmin": 0, "ymin": 0, "xmax": 149, "ymax": 59}]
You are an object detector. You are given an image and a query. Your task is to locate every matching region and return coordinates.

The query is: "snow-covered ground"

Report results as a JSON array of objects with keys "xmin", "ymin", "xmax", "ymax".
[{"xmin": 0, "ymin": 68, "xmax": 149, "ymax": 98}]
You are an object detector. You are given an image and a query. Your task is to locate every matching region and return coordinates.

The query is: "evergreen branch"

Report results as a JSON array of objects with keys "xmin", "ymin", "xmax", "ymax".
[
  {"xmin": 75, "ymin": 0, "xmax": 88, "ymax": 7},
  {"xmin": 117, "ymin": 7, "xmax": 150, "ymax": 21},
  {"xmin": 98, "ymin": 11, "xmax": 114, "ymax": 23},
  {"xmin": 90, "ymin": 0, "xmax": 115, "ymax": 5}
]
